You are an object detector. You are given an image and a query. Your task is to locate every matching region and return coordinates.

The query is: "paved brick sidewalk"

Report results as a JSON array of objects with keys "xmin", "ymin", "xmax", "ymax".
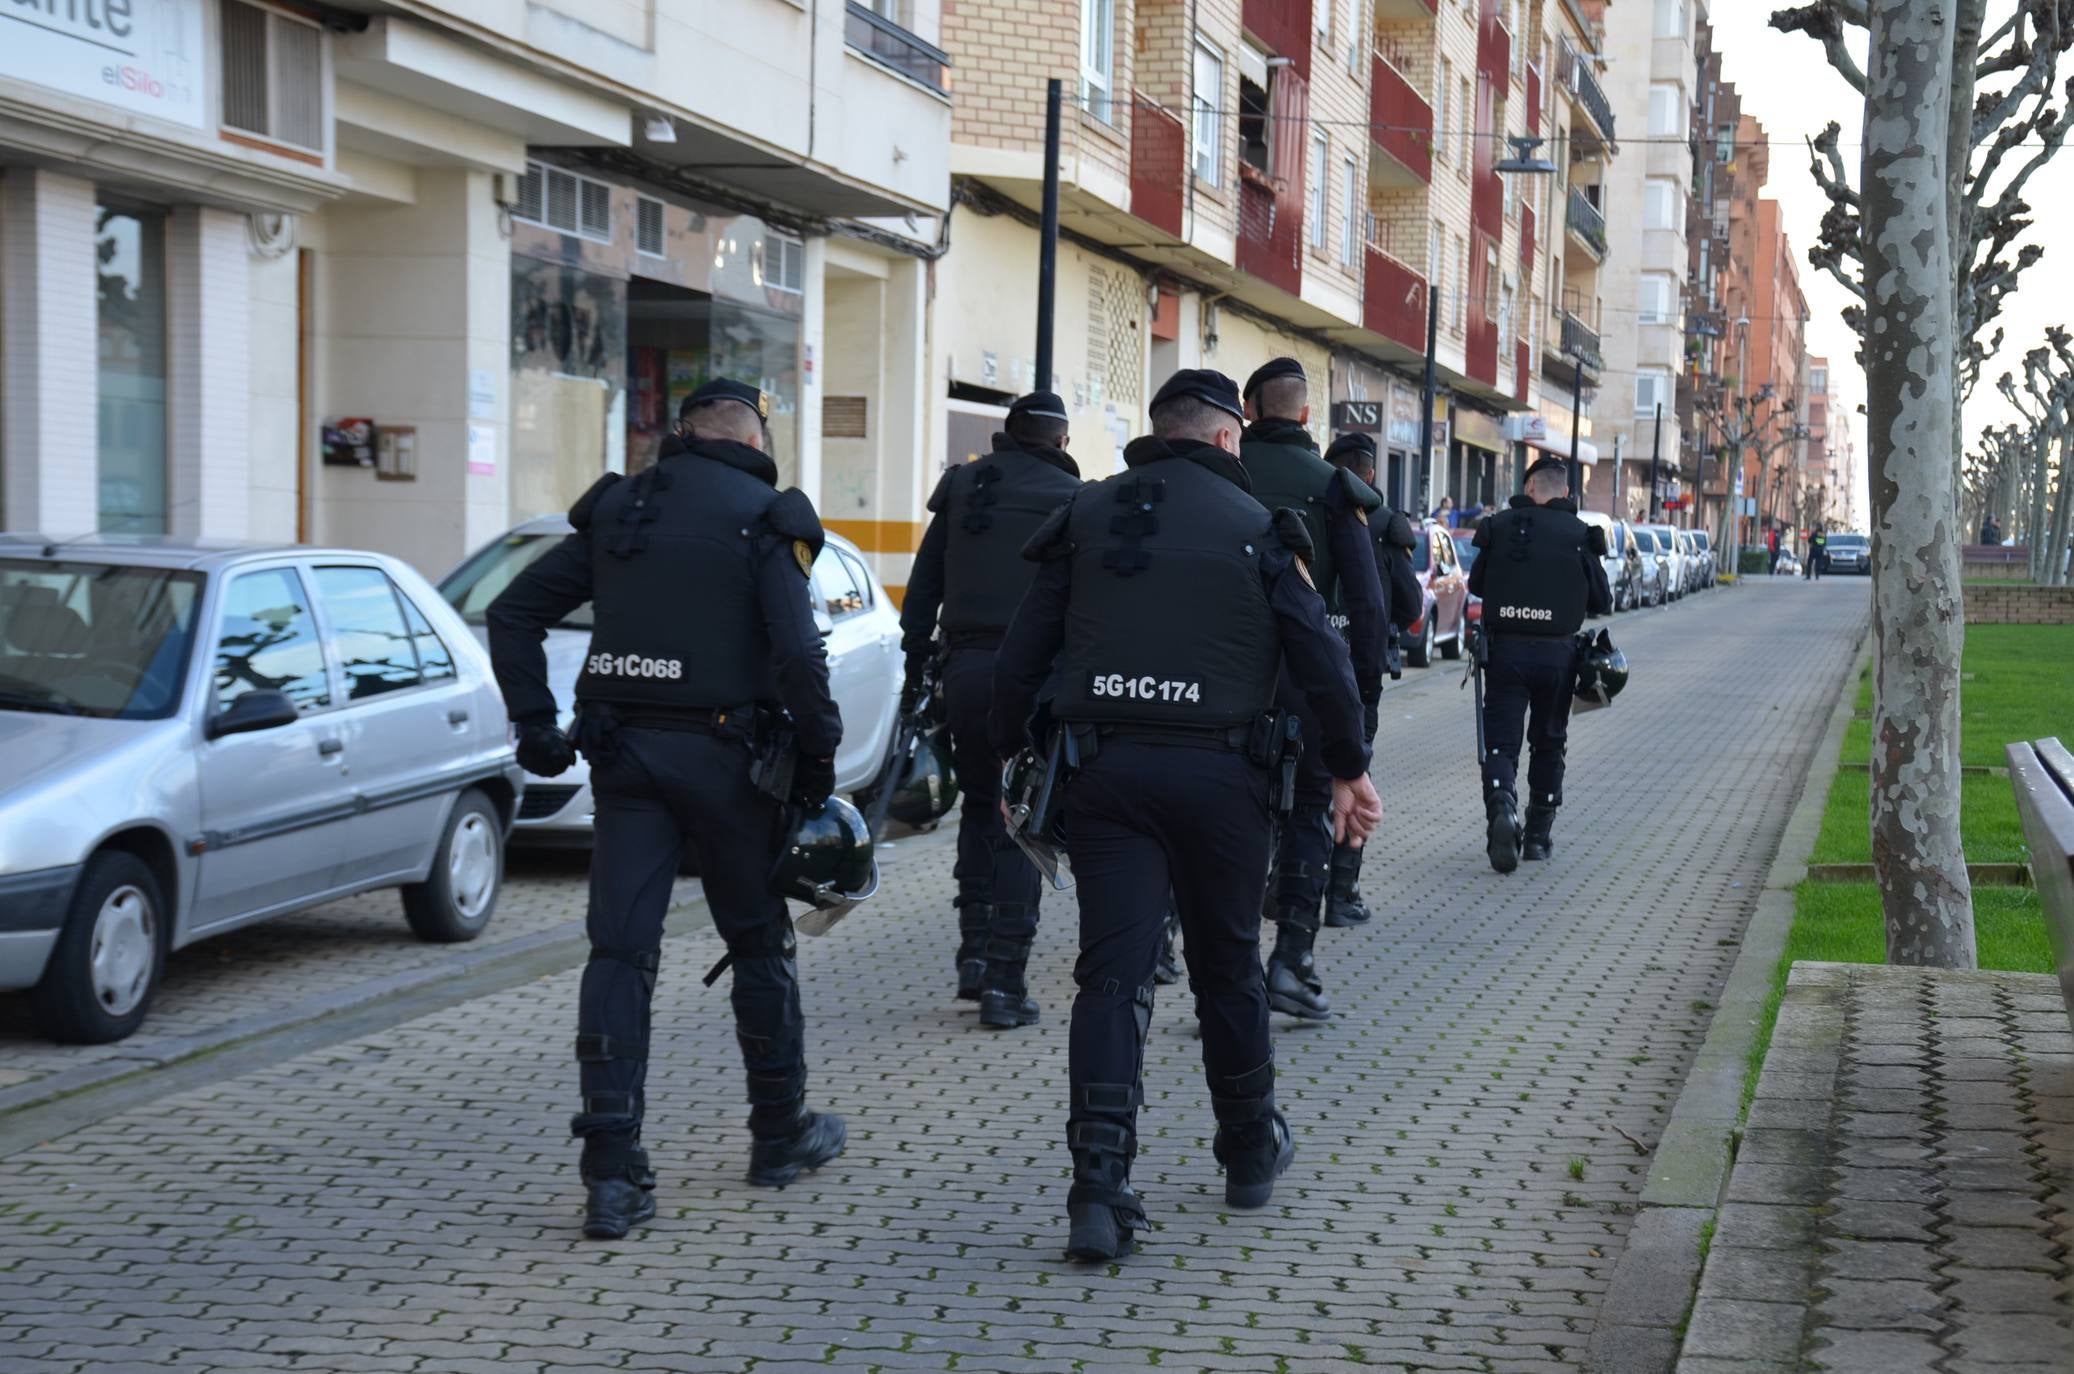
[
  {"xmin": 0, "ymin": 580, "xmax": 1868, "ymax": 1373},
  {"xmin": 1680, "ymin": 963, "xmax": 2074, "ymax": 1373}
]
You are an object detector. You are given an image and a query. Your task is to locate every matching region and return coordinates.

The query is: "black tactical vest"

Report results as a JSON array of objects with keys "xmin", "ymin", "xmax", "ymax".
[
  {"xmin": 1052, "ymin": 441, "xmax": 1281, "ymax": 729},
  {"xmin": 1242, "ymin": 421, "xmax": 1342, "ymax": 608},
  {"xmin": 575, "ymin": 441, "xmax": 788, "ymax": 709},
  {"xmin": 938, "ymin": 438, "xmax": 1081, "ymax": 641},
  {"xmin": 1479, "ymin": 500, "xmax": 1593, "ymax": 638}
]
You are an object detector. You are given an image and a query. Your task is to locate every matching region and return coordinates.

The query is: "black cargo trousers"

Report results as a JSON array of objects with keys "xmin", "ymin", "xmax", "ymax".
[
  {"xmin": 1479, "ymin": 635, "xmax": 1580, "ymax": 808},
  {"xmin": 570, "ymin": 725, "xmax": 809, "ymax": 1169},
  {"xmin": 941, "ymin": 647, "xmax": 1044, "ymax": 959}
]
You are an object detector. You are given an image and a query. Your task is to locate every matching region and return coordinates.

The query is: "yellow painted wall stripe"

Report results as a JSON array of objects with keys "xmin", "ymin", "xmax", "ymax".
[{"xmin": 828, "ymin": 518, "xmax": 929, "ymax": 553}]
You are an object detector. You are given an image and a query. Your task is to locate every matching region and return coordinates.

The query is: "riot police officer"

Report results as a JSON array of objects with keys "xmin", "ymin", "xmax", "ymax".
[
  {"xmin": 487, "ymin": 378, "xmax": 848, "ymax": 1240},
  {"xmin": 1320, "ymin": 432, "xmax": 1423, "ymax": 927},
  {"xmin": 899, "ymin": 391, "xmax": 1082, "ymax": 1028},
  {"xmin": 1468, "ymin": 454, "xmax": 1613, "ymax": 872},
  {"xmin": 990, "ymin": 368, "xmax": 1384, "ymax": 1262},
  {"xmin": 1239, "ymin": 359, "xmax": 1386, "ymax": 1021}
]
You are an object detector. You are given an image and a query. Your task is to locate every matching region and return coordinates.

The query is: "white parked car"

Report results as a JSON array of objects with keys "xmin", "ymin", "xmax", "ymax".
[
  {"xmin": 439, "ymin": 517, "xmax": 903, "ymax": 843},
  {"xmin": 0, "ymin": 536, "xmax": 523, "ymax": 1043},
  {"xmin": 1642, "ymin": 525, "xmax": 1691, "ymax": 601}
]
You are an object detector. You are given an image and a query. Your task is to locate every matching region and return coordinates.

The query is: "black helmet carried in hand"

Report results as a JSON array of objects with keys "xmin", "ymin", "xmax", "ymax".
[
  {"xmin": 1572, "ymin": 628, "xmax": 1629, "ymax": 712},
  {"xmin": 886, "ymin": 726, "xmax": 960, "ymax": 827},
  {"xmin": 1002, "ymin": 741, "xmax": 1072, "ymax": 890},
  {"xmin": 773, "ymin": 796, "xmax": 879, "ymax": 935}
]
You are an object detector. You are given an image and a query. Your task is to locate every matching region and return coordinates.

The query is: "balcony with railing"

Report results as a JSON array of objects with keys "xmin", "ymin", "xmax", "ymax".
[
  {"xmin": 1516, "ymin": 339, "xmax": 1532, "ymax": 401},
  {"xmin": 1369, "ymin": 51, "xmax": 1433, "ymax": 186},
  {"xmin": 1129, "ymin": 96, "xmax": 1186, "ymax": 236},
  {"xmin": 1237, "ymin": 170, "xmax": 1304, "ymax": 298},
  {"xmin": 1566, "ymin": 185, "xmax": 1606, "ymax": 259},
  {"xmin": 1554, "ymin": 38, "xmax": 1616, "ymax": 148},
  {"xmin": 843, "ymin": 2, "xmax": 949, "ymax": 94},
  {"xmin": 1559, "ymin": 308, "xmax": 1602, "ymax": 369},
  {"xmin": 1364, "ymin": 244, "xmax": 1428, "ymax": 355}
]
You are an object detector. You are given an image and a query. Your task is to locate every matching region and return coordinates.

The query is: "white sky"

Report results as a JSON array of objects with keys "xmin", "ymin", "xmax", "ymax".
[{"xmin": 1704, "ymin": 1, "xmax": 2069, "ymax": 523}]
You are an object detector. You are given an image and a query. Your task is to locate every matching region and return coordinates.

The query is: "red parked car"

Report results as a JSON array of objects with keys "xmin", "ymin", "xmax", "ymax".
[{"xmin": 1406, "ymin": 521, "xmax": 1471, "ymax": 667}]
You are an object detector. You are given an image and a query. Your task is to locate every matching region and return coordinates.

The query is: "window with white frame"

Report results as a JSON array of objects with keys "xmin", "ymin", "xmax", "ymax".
[
  {"xmin": 1648, "ymin": 83, "xmax": 1684, "ymax": 138},
  {"xmin": 1654, "ymin": 0, "xmax": 1687, "ymax": 39},
  {"xmin": 220, "ymin": 0, "xmax": 326, "ymax": 155},
  {"xmin": 1309, "ymin": 131, "xmax": 1329, "ymax": 248},
  {"xmin": 1435, "ymin": 62, "xmax": 1452, "ymax": 166},
  {"xmin": 1340, "ymin": 155, "xmax": 1360, "ymax": 265},
  {"xmin": 1643, "ymin": 178, "xmax": 1683, "ymax": 232},
  {"xmin": 1639, "ymin": 272, "xmax": 1678, "ymax": 325},
  {"xmin": 1081, "ymin": 0, "xmax": 1115, "ymax": 123},
  {"xmin": 1635, "ymin": 368, "xmax": 1672, "ymax": 416},
  {"xmin": 514, "ymin": 161, "xmax": 613, "ymax": 241},
  {"xmin": 636, "ymin": 196, "xmax": 665, "ymax": 256},
  {"xmin": 1458, "ymin": 78, "xmax": 1472, "ymax": 172},
  {"xmin": 1193, "ymin": 43, "xmax": 1224, "ymax": 186},
  {"xmin": 761, "ymin": 232, "xmax": 804, "ymax": 294}
]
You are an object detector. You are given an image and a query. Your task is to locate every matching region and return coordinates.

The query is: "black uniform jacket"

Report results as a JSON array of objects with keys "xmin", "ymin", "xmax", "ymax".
[
  {"xmin": 987, "ymin": 435, "xmax": 1372, "ymax": 782},
  {"xmin": 1466, "ymin": 494, "xmax": 1614, "ymax": 624}
]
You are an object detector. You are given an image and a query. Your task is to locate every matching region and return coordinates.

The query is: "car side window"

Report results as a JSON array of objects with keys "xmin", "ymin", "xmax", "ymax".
[
  {"xmin": 398, "ymin": 590, "xmax": 456, "ymax": 682},
  {"xmin": 214, "ymin": 568, "xmax": 332, "ymax": 714},
  {"xmin": 810, "ymin": 549, "xmax": 866, "ymax": 621},
  {"xmin": 313, "ymin": 565, "xmax": 422, "ymax": 702},
  {"xmin": 836, "ymin": 549, "xmax": 876, "ymax": 612}
]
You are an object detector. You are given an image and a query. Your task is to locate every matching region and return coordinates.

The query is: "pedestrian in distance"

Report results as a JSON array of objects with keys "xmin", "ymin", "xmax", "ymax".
[
  {"xmin": 1320, "ymin": 431, "xmax": 1423, "ymax": 931},
  {"xmin": 486, "ymin": 379, "xmax": 856, "ymax": 1241},
  {"xmin": 1468, "ymin": 454, "xmax": 1613, "ymax": 873},
  {"xmin": 1806, "ymin": 524, "xmax": 1827, "ymax": 581},
  {"xmin": 991, "ymin": 368, "xmax": 1383, "ymax": 1263},
  {"xmin": 1431, "ymin": 494, "xmax": 1456, "ymax": 527},
  {"xmin": 1979, "ymin": 513, "xmax": 2002, "ymax": 545},
  {"xmin": 1238, "ymin": 358, "xmax": 1387, "ymax": 1022},
  {"xmin": 1767, "ymin": 523, "xmax": 1782, "ymax": 574},
  {"xmin": 898, "ymin": 391, "xmax": 1082, "ymax": 1028}
]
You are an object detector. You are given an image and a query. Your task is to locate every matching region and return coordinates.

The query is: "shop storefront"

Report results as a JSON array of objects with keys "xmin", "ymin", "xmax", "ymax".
[
  {"xmin": 508, "ymin": 161, "xmax": 805, "ymax": 521},
  {"xmin": 1450, "ymin": 404, "xmax": 1507, "ymax": 515}
]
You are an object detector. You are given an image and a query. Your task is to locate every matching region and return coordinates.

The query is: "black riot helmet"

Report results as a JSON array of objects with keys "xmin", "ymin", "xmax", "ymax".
[
  {"xmin": 886, "ymin": 726, "xmax": 960, "ymax": 827},
  {"xmin": 774, "ymin": 796, "xmax": 880, "ymax": 935},
  {"xmin": 1572, "ymin": 628, "xmax": 1629, "ymax": 712},
  {"xmin": 1002, "ymin": 743, "xmax": 1072, "ymax": 890}
]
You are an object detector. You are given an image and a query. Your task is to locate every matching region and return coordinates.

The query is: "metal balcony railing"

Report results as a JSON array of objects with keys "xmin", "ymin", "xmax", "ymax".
[
  {"xmin": 1560, "ymin": 309, "xmax": 1602, "ymax": 368},
  {"xmin": 1566, "ymin": 185, "xmax": 1607, "ymax": 257},
  {"xmin": 843, "ymin": 2, "xmax": 950, "ymax": 94},
  {"xmin": 1572, "ymin": 62, "xmax": 1616, "ymax": 142}
]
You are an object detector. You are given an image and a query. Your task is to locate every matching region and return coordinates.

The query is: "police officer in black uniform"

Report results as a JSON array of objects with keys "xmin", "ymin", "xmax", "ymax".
[
  {"xmin": 1467, "ymin": 454, "xmax": 1612, "ymax": 873},
  {"xmin": 899, "ymin": 391, "xmax": 1081, "ymax": 1028},
  {"xmin": 1320, "ymin": 432, "xmax": 1423, "ymax": 928},
  {"xmin": 1238, "ymin": 358, "xmax": 1386, "ymax": 1021},
  {"xmin": 486, "ymin": 379, "xmax": 848, "ymax": 1241},
  {"xmin": 991, "ymin": 369, "xmax": 1383, "ymax": 1262}
]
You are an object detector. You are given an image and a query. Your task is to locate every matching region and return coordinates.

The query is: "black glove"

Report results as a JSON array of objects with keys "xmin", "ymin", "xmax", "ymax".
[
  {"xmin": 1362, "ymin": 697, "xmax": 1380, "ymax": 745},
  {"xmin": 514, "ymin": 716, "xmax": 575, "ymax": 778},
  {"xmin": 792, "ymin": 753, "xmax": 836, "ymax": 808},
  {"xmin": 899, "ymin": 677, "xmax": 924, "ymax": 718}
]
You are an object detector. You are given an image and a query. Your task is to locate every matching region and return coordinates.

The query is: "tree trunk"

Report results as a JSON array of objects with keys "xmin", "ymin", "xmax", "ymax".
[
  {"xmin": 2030, "ymin": 432, "xmax": 2054, "ymax": 579},
  {"xmin": 1863, "ymin": 0, "xmax": 1976, "ymax": 968},
  {"xmin": 2048, "ymin": 433, "xmax": 2074, "ymax": 585}
]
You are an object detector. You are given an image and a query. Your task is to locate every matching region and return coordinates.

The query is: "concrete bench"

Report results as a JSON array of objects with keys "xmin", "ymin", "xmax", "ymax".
[{"xmin": 2009, "ymin": 735, "xmax": 2074, "ymax": 1031}]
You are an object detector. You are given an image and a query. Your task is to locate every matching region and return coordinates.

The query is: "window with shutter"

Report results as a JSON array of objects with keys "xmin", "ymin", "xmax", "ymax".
[
  {"xmin": 637, "ymin": 197, "xmax": 665, "ymax": 256},
  {"xmin": 219, "ymin": 0, "xmax": 327, "ymax": 156}
]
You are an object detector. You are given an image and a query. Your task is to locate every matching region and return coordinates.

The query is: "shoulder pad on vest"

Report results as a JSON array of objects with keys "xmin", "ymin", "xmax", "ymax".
[
  {"xmin": 1021, "ymin": 495, "xmax": 1076, "ymax": 562},
  {"xmin": 1588, "ymin": 524, "xmax": 1610, "ymax": 557},
  {"xmin": 567, "ymin": 473, "xmax": 622, "ymax": 530},
  {"xmin": 766, "ymin": 487, "xmax": 826, "ymax": 565},
  {"xmin": 926, "ymin": 468, "xmax": 957, "ymax": 514},
  {"xmin": 1335, "ymin": 467, "xmax": 1384, "ymax": 514},
  {"xmin": 1270, "ymin": 507, "xmax": 1315, "ymax": 561}
]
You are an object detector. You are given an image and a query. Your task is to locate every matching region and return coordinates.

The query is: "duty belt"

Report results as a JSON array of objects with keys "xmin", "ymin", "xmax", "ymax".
[
  {"xmin": 607, "ymin": 705, "xmax": 733, "ymax": 734},
  {"xmin": 1092, "ymin": 721, "xmax": 1253, "ymax": 752}
]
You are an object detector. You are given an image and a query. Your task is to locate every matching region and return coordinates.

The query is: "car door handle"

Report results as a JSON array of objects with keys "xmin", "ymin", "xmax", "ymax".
[
  {"xmin": 318, "ymin": 738, "xmax": 344, "ymax": 757},
  {"xmin": 447, "ymin": 708, "xmax": 470, "ymax": 725}
]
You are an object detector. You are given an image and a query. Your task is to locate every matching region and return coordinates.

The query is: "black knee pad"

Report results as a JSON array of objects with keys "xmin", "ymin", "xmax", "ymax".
[{"xmin": 586, "ymin": 943, "xmax": 660, "ymax": 995}]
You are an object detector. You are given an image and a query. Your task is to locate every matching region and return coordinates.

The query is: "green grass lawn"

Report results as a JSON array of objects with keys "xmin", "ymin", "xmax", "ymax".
[
  {"xmin": 1841, "ymin": 624, "xmax": 2074, "ymax": 766},
  {"xmin": 1810, "ymin": 768, "xmax": 2032, "ymax": 865}
]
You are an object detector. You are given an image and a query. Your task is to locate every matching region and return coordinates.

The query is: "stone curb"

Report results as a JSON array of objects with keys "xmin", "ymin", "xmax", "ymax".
[{"xmin": 1585, "ymin": 618, "xmax": 1871, "ymax": 1373}]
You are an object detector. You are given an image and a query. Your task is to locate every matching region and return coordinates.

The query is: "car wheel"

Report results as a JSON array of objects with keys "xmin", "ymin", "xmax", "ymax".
[
  {"xmin": 403, "ymin": 789, "xmax": 503, "ymax": 943},
  {"xmin": 1439, "ymin": 620, "xmax": 1464, "ymax": 660},
  {"xmin": 1407, "ymin": 611, "xmax": 1435, "ymax": 668},
  {"xmin": 31, "ymin": 851, "xmax": 165, "ymax": 1044}
]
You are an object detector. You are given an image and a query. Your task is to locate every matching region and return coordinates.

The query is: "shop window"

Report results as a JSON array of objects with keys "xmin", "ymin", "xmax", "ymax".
[
  {"xmin": 760, "ymin": 233, "xmax": 804, "ymax": 295},
  {"xmin": 96, "ymin": 205, "xmax": 168, "ymax": 535},
  {"xmin": 220, "ymin": 0, "xmax": 326, "ymax": 155},
  {"xmin": 636, "ymin": 197, "xmax": 666, "ymax": 256},
  {"xmin": 514, "ymin": 161, "xmax": 613, "ymax": 242}
]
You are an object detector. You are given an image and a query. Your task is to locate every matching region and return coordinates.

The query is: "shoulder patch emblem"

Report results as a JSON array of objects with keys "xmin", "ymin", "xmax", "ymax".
[{"xmin": 793, "ymin": 540, "xmax": 814, "ymax": 578}]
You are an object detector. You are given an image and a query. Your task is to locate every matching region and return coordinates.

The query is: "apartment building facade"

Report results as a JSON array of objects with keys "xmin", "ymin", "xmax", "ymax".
[
  {"xmin": 0, "ymin": 0, "xmax": 952, "ymax": 576},
  {"xmin": 911, "ymin": 0, "xmax": 1619, "ymax": 603}
]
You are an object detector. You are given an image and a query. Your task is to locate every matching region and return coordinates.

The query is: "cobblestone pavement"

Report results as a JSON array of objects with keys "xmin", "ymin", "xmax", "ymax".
[
  {"xmin": 0, "ymin": 853, "xmax": 699, "ymax": 1102},
  {"xmin": 1680, "ymin": 962, "xmax": 2074, "ymax": 1373},
  {"xmin": 0, "ymin": 580, "xmax": 1869, "ymax": 1373}
]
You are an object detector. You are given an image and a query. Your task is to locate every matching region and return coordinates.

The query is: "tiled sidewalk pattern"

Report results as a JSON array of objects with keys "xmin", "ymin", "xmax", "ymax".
[
  {"xmin": 1680, "ymin": 962, "xmax": 2073, "ymax": 1373},
  {"xmin": 0, "ymin": 581, "xmax": 1869, "ymax": 1372}
]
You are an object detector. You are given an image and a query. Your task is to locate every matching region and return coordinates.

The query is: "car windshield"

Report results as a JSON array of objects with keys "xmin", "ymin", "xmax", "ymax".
[
  {"xmin": 1633, "ymin": 531, "xmax": 1655, "ymax": 552},
  {"xmin": 1829, "ymin": 534, "xmax": 1867, "ymax": 549},
  {"xmin": 0, "ymin": 559, "xmax": 204, "ymax": 719},
  {"xmin": 440, "ymin": 532, "xmax": 592, "ymax": 630},
  {"xmin": 1693, "ymin": 532, "xmax": 1710, "ymax": 550}
]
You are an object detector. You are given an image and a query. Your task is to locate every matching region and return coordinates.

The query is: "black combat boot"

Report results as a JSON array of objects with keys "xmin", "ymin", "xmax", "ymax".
[
  {"xmin": 1152, "ymin": 909, "xmax": 1183, "ymax": 985},
  {"xmin": 578, "ymin": 1135, "xmax": 657, "ymax": 1240},
  {"xmin": 1265, "ymin": 911, "xmax": 1330, "ymax": 1021},
  {"xmin": 747, "ymin": 1109, "xmax": 848, "ymax": 1188},
  {"xmin": 1521, "ymin": 805, "xmax": 1557, "ymax": 862},
  {"xmin": 954, "ymin": 903, "xmax": 991, "ymax": 1001},
  {"xmin": 1485, "ymin": 788, "xmax": 1522, "ymax": 874},
  {"xmin": 1211, "ymin": 1059, "xmax": 1294, "ymax": 1208},
  {"xmin": 978, "ymin": 941, "xmax": 1040, "ymax": 1030},
  {"xmin": 1322, "ymin": 842, "xmax": 1371, "ymax": 928},
  {"xmin": 1064, "ymin": 1119, "xmax": 1147, "ymax": 1262}
]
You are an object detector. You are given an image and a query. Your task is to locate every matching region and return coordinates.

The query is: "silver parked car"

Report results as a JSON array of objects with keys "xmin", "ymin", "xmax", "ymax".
[
  {"xmin": 1688, "ymin": 529, "xmax": 1716, "ymax": 587},
  {"xmin": 438, "ymin": 517, "xmax": 903, "ymax": 843},
  {"xmin": 1629, "ymin": 527, "xmax": 1672, "ymax": 607},
  {"xmin": 0, "ymin": 536, "xmax": 524, "ymax": 1043}
]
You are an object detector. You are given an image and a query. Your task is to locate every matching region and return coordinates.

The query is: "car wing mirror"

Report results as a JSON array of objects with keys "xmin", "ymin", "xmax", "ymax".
[
  {"xmin": 207, "ymin": 689, "xmax": 300, "ymax": 740},
  {"xmin": 812, "ymin": 605, "xmax": 835, "ymax": 638}
]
